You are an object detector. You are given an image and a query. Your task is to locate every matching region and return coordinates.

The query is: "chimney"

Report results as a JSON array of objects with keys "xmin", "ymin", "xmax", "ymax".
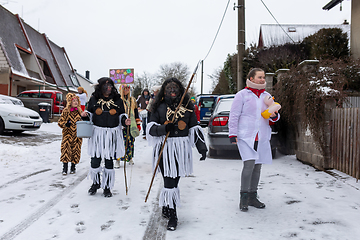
[{"xmin": 85, "ymin": 70, "xmax": 90, "ymax": 79}]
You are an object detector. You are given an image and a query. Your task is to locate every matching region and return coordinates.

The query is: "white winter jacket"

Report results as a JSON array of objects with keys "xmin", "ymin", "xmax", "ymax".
[
  {"xmin": 228, "ymin": 88, "xmax": 279, "ymax": 163},
  {"xmin": 76, "ymin": 92, "xmax": 87, "ymax": 106}
]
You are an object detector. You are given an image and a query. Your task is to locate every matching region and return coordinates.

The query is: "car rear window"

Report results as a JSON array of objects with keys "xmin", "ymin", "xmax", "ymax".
[
  {"xmin": 214, "ymin": 99, "xmax": 233, "ymax": 114},
  {"xmin": 199, "ymin": 97, "xmax": 216, "ymax": 108}
]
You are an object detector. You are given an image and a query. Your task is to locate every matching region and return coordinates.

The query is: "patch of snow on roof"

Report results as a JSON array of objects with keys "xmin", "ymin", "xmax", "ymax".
[{"xmin": 259, "ymin": 24, "xmax": 350, "ymax": 48}]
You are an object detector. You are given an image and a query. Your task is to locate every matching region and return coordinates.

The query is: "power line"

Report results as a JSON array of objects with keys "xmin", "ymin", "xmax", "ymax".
[
  {"xmin": 260, "ymin": 0, "xmax": 296, "ymax": 44},
  {"xmin": 203, "ymin": 0, "xmax": 231, "ymax": 61}
]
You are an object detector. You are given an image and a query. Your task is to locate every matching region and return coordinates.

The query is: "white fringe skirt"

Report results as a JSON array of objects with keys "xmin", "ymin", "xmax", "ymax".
[
  {"xmin": 87, "ymin": 125, "xmax": 125, "ymax": 160},
  {"xmin": 146, "ymin": 122, "xmax": 205, "ymax": 178}
]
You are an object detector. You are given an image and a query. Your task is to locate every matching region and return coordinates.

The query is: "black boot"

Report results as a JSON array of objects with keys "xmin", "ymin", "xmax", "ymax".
[
  {"xmin": 88, "ymin": 183, "xmax": 100, "ymax": 195},
  {"xmin": 88, "ymin": 173, "xmax": 101, "ymax": 195},
  {"xmin": 239, "ymin": 192, "xmax": 249, "ymax": 212},
  {"xmin": 248, "ymin": 192, "xmax": 266, "ymax": 208},
  {"xmin": 162, "ymin": 206, "xmax": 170, "ymax": 218},
  {"xmin": 167, "ymin": 207, "xmax": 178, "ymax": 231},
  {"xmin": 70, "ymin": 163, "xmax": 76, "ymax": 174},
  {"xmin": 103, "ymin": 187, "xmax": 112, "ymax": 198},
  {"xmin": 62, "ymin": 163, "xmax": 68, "ymax": 175}
]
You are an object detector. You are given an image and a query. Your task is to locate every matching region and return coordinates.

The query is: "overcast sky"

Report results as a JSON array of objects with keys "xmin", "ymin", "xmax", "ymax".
[{"xmin": 2, "ymin": 0, "xmax": 351, "ymax": 93}]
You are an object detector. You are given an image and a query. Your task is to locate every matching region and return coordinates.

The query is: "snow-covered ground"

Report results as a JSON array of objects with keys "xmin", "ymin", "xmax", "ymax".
[{"xmin": 0, "ymin": 123, "xmax": 359, "ymax": 240}]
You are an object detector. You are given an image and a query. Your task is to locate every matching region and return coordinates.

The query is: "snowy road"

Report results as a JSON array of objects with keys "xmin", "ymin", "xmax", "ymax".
[{"xmin": 0, "ymin": 123, "xmax": 360, "ymax": 240}]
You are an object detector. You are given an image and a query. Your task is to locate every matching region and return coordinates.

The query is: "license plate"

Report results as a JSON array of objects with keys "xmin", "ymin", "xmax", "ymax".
[
  {"xmin": 34, "ymin": 121, "xmax": 41, "ymax": 127},
  {"xmin": 203, "ymin": 117, "xmax": 210, "ymax": 120}
]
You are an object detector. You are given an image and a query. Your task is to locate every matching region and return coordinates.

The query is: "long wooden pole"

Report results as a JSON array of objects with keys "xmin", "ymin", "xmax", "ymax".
[
  {"xmin": 145, "ymin": 61, "xmax": 200, "ymax": 202},
  {"xmin": 123, "ymin": 96, "xmax": 130, "ymax": 195}
]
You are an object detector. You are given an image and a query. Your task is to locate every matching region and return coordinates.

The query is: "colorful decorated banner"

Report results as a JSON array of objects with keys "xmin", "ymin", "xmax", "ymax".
[{"xmin": 109, "ymin": 68, "xmax": 134, "ymax": 84}]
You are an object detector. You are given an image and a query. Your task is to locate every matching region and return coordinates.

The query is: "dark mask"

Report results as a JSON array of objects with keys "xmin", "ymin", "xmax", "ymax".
[
  {"xmin": 102, "ymin": 82, "xmax": 113, "ymax": 96},
  {"xmin": 165, "ymin": 82, "xmax": 180, "ymax": 100}
]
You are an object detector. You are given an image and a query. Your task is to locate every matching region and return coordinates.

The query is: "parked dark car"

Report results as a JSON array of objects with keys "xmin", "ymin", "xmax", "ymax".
[
  {"xmin": 17, "ymin": 90, "xmax": 64, "ymax": 114},
  {"xmin": 207, "ymin": 98, "xmax": 278, "ymax": 158}
]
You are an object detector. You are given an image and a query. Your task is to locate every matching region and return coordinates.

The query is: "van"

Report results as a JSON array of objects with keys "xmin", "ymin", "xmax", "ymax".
[
  {"xmin": 17, "ymin": 90, "xmax": 64, "ymax": 114},
  {"xmin": 196, "ymin": 94, "xmax": 218, "ymax": 126}
]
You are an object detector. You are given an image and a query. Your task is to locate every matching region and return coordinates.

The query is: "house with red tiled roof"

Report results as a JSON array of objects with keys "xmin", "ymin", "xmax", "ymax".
[{"xmin": 0, "ymin": 5, "xmax": 91, "ymax": 96}]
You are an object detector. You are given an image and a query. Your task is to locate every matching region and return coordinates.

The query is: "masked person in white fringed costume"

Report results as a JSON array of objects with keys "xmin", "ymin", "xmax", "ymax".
[
  {"xmin": 146, "ymin": 78, "xmax": 207, "ymax": 231},
  {"xmin": 85, "ymin": 77, "xmax": 131, "ymax": 198}
]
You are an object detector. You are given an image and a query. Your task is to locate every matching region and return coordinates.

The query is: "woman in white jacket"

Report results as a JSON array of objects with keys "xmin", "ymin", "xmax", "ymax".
[{"xmin": 228, "ymin": 68, "xmax": 279, "ymax": 212}]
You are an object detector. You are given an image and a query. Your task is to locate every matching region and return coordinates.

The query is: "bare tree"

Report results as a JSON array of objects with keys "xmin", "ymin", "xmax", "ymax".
[
  {"xmin": 133, "ymin": 71, "xmax": 155, "ymax": 99},
  {"xmin": 209, "ymin": 67, "xmax": 223, "ymax": 93},
  {"xmin": 155, "ymin": 62, "xmax": 190, "ymax": 86}
]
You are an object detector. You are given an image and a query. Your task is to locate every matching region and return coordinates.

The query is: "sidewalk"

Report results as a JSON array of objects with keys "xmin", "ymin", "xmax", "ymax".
[{"xmin": 165, "ymin": 151, "xmax": 360, "ymax": 240}]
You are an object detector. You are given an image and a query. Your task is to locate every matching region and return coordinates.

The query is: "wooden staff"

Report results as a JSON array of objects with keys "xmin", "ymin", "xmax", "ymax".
[
  {"xmin": 145, "ymin": 61, "xmax": 200, "ymax": 202},
  {"xmin": 123, "ymin": 94, "xmax": 130, "ymax": 195}
]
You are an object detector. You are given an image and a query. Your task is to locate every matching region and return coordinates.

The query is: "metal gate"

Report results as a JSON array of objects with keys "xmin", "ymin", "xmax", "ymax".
[{"xmin": 331, "ymin": 108, "xmax": 360, "ymax": 180}]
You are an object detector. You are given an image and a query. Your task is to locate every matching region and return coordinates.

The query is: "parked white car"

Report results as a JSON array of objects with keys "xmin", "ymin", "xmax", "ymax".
[{"xmin": 0, "ymin": 94, "xmax": 42, "ymax": 134}]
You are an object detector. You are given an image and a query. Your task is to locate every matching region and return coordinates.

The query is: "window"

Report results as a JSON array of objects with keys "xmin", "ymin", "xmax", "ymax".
[
  {"xmin": 288, "ymin": 27, "xmax": 296, "ymax": 32},
  {"xmin": 56, "ymin": 93, "xmax": 63, "ymax": 102},
  {"xmin": 200, "ymin": 97, "xmax": 216, "ymax": 108}
]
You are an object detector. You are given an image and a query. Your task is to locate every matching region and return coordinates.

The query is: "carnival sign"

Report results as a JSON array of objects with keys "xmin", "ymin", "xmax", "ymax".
[{"xmin": 109, "ymin": 68, "xmax": 134, "ymax": 84}]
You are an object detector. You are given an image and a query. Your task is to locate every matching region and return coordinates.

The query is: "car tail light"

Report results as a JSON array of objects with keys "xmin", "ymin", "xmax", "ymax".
[{"xmin": 212, "ymin": 116, "xmax": 229, "ymax": 126}]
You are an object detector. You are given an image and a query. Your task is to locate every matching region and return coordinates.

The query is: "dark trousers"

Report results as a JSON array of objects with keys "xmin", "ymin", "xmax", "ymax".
[
  {"xmin": 142, "ymin": 117, "xmax": 147, "ymax": 135},
  {"xmin": 91, "ymin": 157, "xmax": 114, "ymax": 169},
  {"xmin": 159, "ymin": 157, "xmax": 180, "ymax": 188}
]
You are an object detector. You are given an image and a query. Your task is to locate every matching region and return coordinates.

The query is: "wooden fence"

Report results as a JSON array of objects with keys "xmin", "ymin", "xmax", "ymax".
[{"xmin": 330, "ymin": 108, "xmax": 360, "ymax": 180}]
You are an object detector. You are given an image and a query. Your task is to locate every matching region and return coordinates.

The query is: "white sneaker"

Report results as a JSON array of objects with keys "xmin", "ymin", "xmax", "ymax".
[{"xmin": 114, "ymin": 160, "xmax": 120, "ymax": 168}]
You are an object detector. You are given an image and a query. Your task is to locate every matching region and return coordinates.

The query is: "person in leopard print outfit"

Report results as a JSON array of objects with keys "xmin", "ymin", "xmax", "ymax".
[{"xmin": 58, "ymin": 93, "xmax": 88, "ymax": 175}]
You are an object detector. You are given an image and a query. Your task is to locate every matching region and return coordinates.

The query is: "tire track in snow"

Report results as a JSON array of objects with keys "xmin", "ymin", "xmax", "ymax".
[
  {"xmin": 143, "ymin": 184, "xmax": 167, "ymax": 240},
  {"xmin": 0, "ymin": 169, "xmax": 52, "ymax": 190},
  {"xmin": 0, "ymin": 171, "xmax": 87, "ymax": 240}
]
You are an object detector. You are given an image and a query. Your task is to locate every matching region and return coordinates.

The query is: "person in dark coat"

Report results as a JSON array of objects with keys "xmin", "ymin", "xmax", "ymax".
[
  {"xmin": 136, "ymin": 89, "xmax": 150, "ymax": 138},
  {"xmin": 146, "ymin": 78, "xmax": 207, "ymax": 231},
  {"xmin": 85, "ymin": 77, "xmax": 131, "ymax": 198}
]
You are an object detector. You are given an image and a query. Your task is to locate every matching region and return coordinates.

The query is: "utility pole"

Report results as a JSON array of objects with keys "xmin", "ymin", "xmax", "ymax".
[{"xmin": 236, "ymin": 0, "xmax": 245, "ymax": 91}]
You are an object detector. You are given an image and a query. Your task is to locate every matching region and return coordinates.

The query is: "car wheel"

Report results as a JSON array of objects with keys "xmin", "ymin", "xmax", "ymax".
[
  {"xmin": 272, "ymin": 148, "xmax": 277, "ymax": 159},
  {"xmin": 0, "ymin": 117, "xmax": 4, "ymax": 134},
  {"xmin": 209, "ymin": 148, "xmax": 217, "ymax": 157}
]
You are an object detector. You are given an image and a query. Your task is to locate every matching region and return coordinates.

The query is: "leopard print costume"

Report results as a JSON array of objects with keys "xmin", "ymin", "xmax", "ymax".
[{"xmin": 58, "ymin": 93, "xmax": 83, "ymax": 164}]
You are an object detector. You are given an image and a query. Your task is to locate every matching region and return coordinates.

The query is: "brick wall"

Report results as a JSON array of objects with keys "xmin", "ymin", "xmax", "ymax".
[{"xmin": 294, "ymin": 99, "xmax": 335, "ymax": 169}]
